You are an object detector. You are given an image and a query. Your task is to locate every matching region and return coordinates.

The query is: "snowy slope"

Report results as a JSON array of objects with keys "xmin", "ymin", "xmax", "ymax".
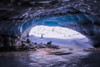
[{"xmin": 29, "ymin": 26, "xmax": 93, "ymax": 48}]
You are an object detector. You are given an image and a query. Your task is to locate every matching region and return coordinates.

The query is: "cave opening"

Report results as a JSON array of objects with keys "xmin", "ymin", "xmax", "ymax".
[
  {"xmin": 28, "ymin": 25, "xmax": 93, "ymax": 49},
  {"xmin": 18, "ymin": 10, "xmax": 97, "ymax": 50},
  {"xmin": 0, "ymin": 7, "xmax": 100, "ymax": 51}
]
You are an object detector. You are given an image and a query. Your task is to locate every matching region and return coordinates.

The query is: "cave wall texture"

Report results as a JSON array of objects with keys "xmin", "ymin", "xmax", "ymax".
[{"xmin": 0, "ymin": 0, "xmax": 100, "ymax": 48}]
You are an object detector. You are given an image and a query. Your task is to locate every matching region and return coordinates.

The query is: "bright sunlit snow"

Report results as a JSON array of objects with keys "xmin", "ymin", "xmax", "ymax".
[
  {"xmin": 29, "ymin": 25, "xmax": 93, "ymax": 48},
  {"xmin": 29, "ymin": 25, "xmax": 85, "ymax": 39}
]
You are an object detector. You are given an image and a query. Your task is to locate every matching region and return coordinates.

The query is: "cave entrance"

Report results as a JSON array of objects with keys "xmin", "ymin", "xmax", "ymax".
[
  {"xmin": 21, "ymin": 8, "xmax": 95, "ymax": 48},
  {"xmin": 28, "ymin": 25, "xmax": 93, "ymax": 49}
]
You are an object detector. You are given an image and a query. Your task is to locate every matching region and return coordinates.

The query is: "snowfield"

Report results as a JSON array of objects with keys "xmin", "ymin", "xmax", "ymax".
[{"xmin": 29, "ymin": 25, "xmax": 93, "ymax": 49}]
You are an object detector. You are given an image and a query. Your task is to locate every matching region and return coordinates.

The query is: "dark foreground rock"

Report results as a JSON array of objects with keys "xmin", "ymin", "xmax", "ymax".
[{"xmin": 0, "ymin": 39, "xmax": 59, "ymax": 52}]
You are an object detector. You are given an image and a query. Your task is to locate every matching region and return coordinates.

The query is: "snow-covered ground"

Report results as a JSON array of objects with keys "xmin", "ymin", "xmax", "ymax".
[
  {"xmin": 29, "ymin": 25, "xmax": 93, "ymax": 49},
  {"xmin": 29, "ymin": 25, "xmax": 85, "ymax": 39}
]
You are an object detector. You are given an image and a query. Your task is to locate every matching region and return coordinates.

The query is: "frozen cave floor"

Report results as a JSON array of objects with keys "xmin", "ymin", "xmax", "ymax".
[
  {"xmin": 0, "ymin": 45, "xmax": 100, "ymax": 67},
  {"xmin": 0, "ymin": 38, "xmax": 100, "ymax": 67}
]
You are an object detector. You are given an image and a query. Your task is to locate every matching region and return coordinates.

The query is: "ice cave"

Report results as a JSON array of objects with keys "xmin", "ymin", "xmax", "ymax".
[
  {"xmin": 0, "ymin": 0, "xmax": 100, "ymax": 67},
  {"xmin": 0, "ymin": 6, "xmax": 100, "ymax": 48}
]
